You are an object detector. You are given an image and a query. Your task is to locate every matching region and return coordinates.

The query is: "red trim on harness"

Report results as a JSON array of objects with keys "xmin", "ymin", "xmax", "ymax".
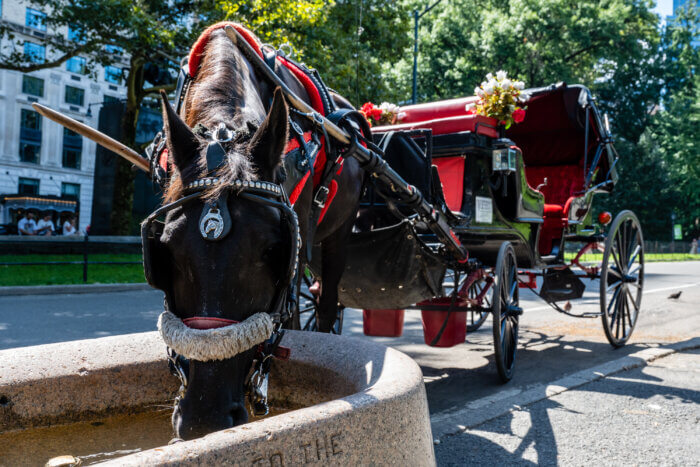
[
  {"xmin": 317, "ymin": 179, "xmax": 337, "ymax": 225},
  {"xmin": 159, "ymin": 148, "xmax": 169, "ymax": 172},
  {"xmin": 257, "ymin": 344, "xmax": 291, "ymax": 360},
  {"xmin": 284, "ymin": 131, "xmax": 313, "ymax": 153},
  {"xmin": 182, "ymin": 316, "xmax": 238, "ymax": 329},
  {"xmin": 288, "ymin": 171, "xmax": 310, "ymax": 206},
  {"xmin": 276, "ymin": 56, "xmax": 329, "ymax": 187}
]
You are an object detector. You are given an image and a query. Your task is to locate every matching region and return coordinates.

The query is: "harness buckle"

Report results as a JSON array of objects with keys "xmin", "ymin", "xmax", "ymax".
[
  {"xmin": 248, "ymin": 367, "xmax": 270, "ymax": 416},
  {"xmin": 313, "ymin": 185, "xmax": 330, "ymax": 209}
]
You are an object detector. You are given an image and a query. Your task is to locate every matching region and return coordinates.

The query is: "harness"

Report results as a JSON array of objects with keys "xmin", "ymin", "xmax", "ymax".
[
  {"xmin": 142, "ymin": 22, "xmax": 367, "ymax": 416},
  {"xmin": 142, "ymin": 132, "xmax": 300, "ymax": 414}
]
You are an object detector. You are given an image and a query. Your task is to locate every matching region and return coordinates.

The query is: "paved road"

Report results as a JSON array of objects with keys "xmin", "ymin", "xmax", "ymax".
[
  {"xmin": 436, "ymin": 349, "xmax": 700, "ymax": 465},
  {"xmin": 1, "ymin": 261, "xmax": 699, "ymax": 464}
]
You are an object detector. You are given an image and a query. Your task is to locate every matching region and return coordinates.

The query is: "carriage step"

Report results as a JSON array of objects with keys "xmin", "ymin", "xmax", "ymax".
[{"xmin": 539, "ymin": 267, "xmax": 585, "ymax": 302}]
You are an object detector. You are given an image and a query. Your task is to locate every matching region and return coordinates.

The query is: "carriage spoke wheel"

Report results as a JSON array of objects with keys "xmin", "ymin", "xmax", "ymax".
[
  {"xmin": 299, "ymin": 272, "xmax": 344, "ymax": 335},
  {"xmin": 442, "ymin": 269, "xmax": 490, "ymax": 332},
  {"xmin": 466, "ymin": 275, "xmax": 491, "ymax": 332},
  {"xmin": 600, "ymin": 210, "xmax": 644, "ymax": 347},
  {"xmin": 492, "ymin": 242, "xmax": 520, "ymax": 383}
]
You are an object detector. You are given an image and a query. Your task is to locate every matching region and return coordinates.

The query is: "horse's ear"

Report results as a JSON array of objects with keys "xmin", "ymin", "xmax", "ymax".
[
  {"xmin": 160, "ymin": 90, "xmax": 202, "ymax": 184},
  {"xmin": 248, "ymin": 87, "xmax": 289, "ymax": 178}
]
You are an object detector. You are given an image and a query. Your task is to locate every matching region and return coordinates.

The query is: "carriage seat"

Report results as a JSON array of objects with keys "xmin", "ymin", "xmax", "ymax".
[{"xmin": 524, "ymin": 164, "xmax": 584, "ymax": 255}]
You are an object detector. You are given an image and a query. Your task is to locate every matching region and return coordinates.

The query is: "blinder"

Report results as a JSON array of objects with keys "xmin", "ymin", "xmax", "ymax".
[{"xmin": 141, "ymin": 179, "xmax": 300, "ymax": 321}]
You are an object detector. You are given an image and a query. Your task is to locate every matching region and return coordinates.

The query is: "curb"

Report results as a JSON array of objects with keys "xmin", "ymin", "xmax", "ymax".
[
  {"xmin": 0, "ymin": 283, "xmax": 153, "ymax": 296},
  {"xmin": 430, "ymin": 337, "xmax": 700, "ymax": 441}
]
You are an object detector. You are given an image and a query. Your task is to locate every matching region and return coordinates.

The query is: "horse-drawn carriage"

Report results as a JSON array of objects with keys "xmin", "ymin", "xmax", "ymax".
[
  {"xmin": 34, "ymin": 23, "xmax": 644, "ymax": 438},
  {"xmin": 302, "ymin": 83, "xmax": 644, "ymax": 382}
]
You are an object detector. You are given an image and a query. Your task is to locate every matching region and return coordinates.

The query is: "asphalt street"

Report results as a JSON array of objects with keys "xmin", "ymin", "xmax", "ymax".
[
  {"xmin": 1, "ymin": 261, "xmax": 698, "ymax": 465},
  {"xmin": 435, "ymin": 349, "xmax": 700, "ymax": 465}
]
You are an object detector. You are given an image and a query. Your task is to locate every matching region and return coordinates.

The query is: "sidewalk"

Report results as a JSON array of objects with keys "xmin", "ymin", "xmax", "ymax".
[{"xmin": 0, "ymin": 282, "xmax": 150, "ymax": 296}]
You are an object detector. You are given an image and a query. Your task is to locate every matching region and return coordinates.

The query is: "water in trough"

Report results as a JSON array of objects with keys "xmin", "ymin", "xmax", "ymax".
[{"xmin": 0, "ymin": 407, "xmax": 290, "ymax": 466}]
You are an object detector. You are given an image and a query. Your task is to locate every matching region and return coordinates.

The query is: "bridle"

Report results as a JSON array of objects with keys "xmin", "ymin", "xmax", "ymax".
[{"xmin": 141, "ymin": 130, "xmax": 301, "ymax": 415}]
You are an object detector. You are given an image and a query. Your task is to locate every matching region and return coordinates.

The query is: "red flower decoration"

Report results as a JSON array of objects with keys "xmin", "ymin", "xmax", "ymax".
[{"xmin": 512, "ymin": 108, "xmax": 526, "ymax": 123}]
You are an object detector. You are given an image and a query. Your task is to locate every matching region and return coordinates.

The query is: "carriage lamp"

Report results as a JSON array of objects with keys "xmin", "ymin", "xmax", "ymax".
[
  {"xmin": 598, "ymin": 211, "xmax": 612, "ymax": 225},
  {"xmin": 492, "ymin": 148, "xmax": 517, "ymax": 173}
]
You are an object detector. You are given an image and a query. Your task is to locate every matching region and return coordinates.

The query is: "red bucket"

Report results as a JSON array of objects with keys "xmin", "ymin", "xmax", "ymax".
[
  {"xmin": 363, "ymin": 309, "xmax": 405, "ymax": 337},
  {"xmin": 420, "ymin": 298, "xmax": 466, "ymax": 347}
]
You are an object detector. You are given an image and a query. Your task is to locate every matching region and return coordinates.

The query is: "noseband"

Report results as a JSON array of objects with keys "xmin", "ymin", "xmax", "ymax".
[{"xmin": 142, "ymin": 169, "xmax": 300, "ymax": 416}]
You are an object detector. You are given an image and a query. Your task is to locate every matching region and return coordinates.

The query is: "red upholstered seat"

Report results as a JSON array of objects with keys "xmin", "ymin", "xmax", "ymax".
[
  {"xmin": 432, "ymin": 156, "xmax": 465, "ymax": 211},
  {"xmin": 373, "ymin": 114, "xmax": 499, "ymax": 138},
  {"xmin": 524, "ymin": 165, "xmax": 584, "ymax": 255},
  {"xmin": 525, "ymin": 165, "xmax": 583, "ymax": 207}
]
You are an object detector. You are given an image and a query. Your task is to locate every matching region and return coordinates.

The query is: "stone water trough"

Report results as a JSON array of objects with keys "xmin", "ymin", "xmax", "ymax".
[{"xmin": 0, "ymin": 330, "xmax": 435, "ymax": 465}]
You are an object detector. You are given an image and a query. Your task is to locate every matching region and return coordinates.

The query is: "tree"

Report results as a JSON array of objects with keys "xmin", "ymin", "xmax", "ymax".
[
  {"xmin": 387, "ymin": 0, "xmax": 661, "ymax": 104},
  {"xmin": 0, "ymin": 0, "xmax": 198, "ymax": 234},
  {"xmin": 201, "ymin": 0, "xmax": 412, "ymax": 105},
  {"xmin": 647, "ymin": 5, "xmax": 700, "ymax": 240}
]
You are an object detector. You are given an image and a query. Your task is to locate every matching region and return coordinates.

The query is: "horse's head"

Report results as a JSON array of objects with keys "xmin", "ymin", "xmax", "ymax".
[{"xmin": 146, "ymin": 50, "xmax": 294, "ymax": 439}]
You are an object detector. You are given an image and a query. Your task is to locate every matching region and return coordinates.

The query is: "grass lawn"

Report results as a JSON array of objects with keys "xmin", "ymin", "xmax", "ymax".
[
  {"xmin": 564, "ymin": 252, "xmax": 700, "ymax": 263},
  {"xmin": 1, "ymin": 251, "xmax": 698, "ymax": 287},
  {"xmin": 0, "ymin": 254, "xmax": 145, "ymax": 286}
]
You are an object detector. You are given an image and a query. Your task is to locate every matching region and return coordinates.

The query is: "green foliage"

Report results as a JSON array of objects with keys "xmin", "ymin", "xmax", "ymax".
[
  {"xmin": 646, "ymin": 6, "xmax": 700, "ymax": 240},
  {"xmin": 204, "ymin": 0, "xmax": 412, "ymax": 105},
  {"xmin": 0, "ymin": 0, "xmax": 197, "ymax": 75},
  {"xmin": 391, "ymin": 0, "xmax": 661, "ymax": 104}
]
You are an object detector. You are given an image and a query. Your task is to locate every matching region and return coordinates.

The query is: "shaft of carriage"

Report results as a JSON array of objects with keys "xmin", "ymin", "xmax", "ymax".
[{"xmin": 224, "ymin": 26, "xmax": 468, "ymax": 262}]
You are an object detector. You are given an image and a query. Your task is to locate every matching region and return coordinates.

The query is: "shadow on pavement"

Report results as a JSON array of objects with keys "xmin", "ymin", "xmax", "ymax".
[{"xmin": 433, "ymin": 339, "xmax": 699, "ymax": 465}]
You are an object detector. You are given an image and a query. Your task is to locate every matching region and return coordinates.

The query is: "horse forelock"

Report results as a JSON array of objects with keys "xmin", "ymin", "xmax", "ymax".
[{"xmin": 165, "ymin": 30, "xmax": 266, "ymax": 203}]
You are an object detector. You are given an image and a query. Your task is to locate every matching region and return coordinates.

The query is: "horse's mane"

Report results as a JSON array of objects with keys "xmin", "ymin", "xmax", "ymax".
[{"xmin": 164, "ymin": 30, "xmax": 265, "ymax": 203}]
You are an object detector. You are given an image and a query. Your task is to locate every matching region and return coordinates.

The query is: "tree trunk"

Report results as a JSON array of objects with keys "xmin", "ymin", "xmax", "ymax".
[{"xmin": 110, "ymin": 55, "xmax": 145, "ymax": 235}]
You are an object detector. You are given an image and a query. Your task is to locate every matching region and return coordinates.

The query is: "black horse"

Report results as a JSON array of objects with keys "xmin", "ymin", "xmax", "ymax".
[{"xmin": 153, "ymin": 27, "xmax": 364, "ymax": 439}]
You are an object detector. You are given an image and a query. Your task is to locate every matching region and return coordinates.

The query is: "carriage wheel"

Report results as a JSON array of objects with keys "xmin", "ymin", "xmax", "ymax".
[
  {"xmin": 600, "ymin": 210, "xmax": 644, "ymax": 347},
  {"xmin": 298, "ymin": 272, "xmax": 344, "ymax": 335},
  {"xmin": 492, "ymin": 242, "xmax": 521, "ymax": 383},
  {"xmin": 442, "ymin": 269, "xmax": 490, "ymax": 332},
  {"xmin": 467, "ymin": 276, "xmax": 491, "ymax": 332}
]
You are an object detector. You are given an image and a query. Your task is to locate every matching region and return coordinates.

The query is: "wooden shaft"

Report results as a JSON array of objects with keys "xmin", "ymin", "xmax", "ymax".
[
  {"xmin": 32, "ymin": 103, "xmax": 151, "ymax": 173},
  {"xmin": 224, "ymin": 26, "xmax": 352, "ymax": 145}
]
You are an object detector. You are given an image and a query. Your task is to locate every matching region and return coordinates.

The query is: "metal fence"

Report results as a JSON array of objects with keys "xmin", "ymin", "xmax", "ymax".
[{"xmin": 0, "ymin": 235, "xmax": 142, "ymax": 283}]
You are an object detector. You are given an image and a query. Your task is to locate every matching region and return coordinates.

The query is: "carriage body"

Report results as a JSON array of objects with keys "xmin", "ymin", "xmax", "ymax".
[
  {"xmin": 370, "ymin": 83, "xmax": 618, "ymax": 270},
  {"xmin": 323, "ymin": 83, "xmax": 644, "ymax": 381}
]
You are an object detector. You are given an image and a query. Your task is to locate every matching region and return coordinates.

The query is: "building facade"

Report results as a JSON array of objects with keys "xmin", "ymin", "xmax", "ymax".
[{"xmin": 0, "ymin": 0, "xmax": 127, "ymax": 232}]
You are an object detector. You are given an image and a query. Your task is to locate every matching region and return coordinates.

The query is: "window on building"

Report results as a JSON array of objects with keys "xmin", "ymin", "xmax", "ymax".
[
  {"xmin": 19, "ymin": 109, "xmax": 42, "ymax": 164},
  {"xmin": 67, "ymin": 25, "xmax": 84, "ymax": 43},
  {"xmin": 104, "ymin": 44, "xmax": 124, "ymax": 55},
  {"xmin": 66, "ymin": 56, "xmax": 87, "ymax": 75},
  {"xmin": 65, "ymin": 86, "xmax": 85, "ymax": 106},
  {"xmin": 103, "ymin": 95, "xmax": 120, "ymax": 104},
  {"xmin": 23, "ymin": 42, "xmax": 45, "ymax": 64},
  {"xmin": 104, "ymin": 66, "xmax": 122, "ymax": 85},
  {"xmin": 62, "ymin": 128, "xmax": 82, "ymax": 169},
  {"xmin": 61, "ymin": 182, "xmax": 80, "ymax": 200},
  {"xmin": 26, "ymin": 8, "xmax": 46, "ymax": 31},
  {"xmin": 22, "ymin": 76, "xmax": 44, "ymax": 97},
  {"xmin": 19, "ymin": 178, "xmax": 40, "ymax": 195}
]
